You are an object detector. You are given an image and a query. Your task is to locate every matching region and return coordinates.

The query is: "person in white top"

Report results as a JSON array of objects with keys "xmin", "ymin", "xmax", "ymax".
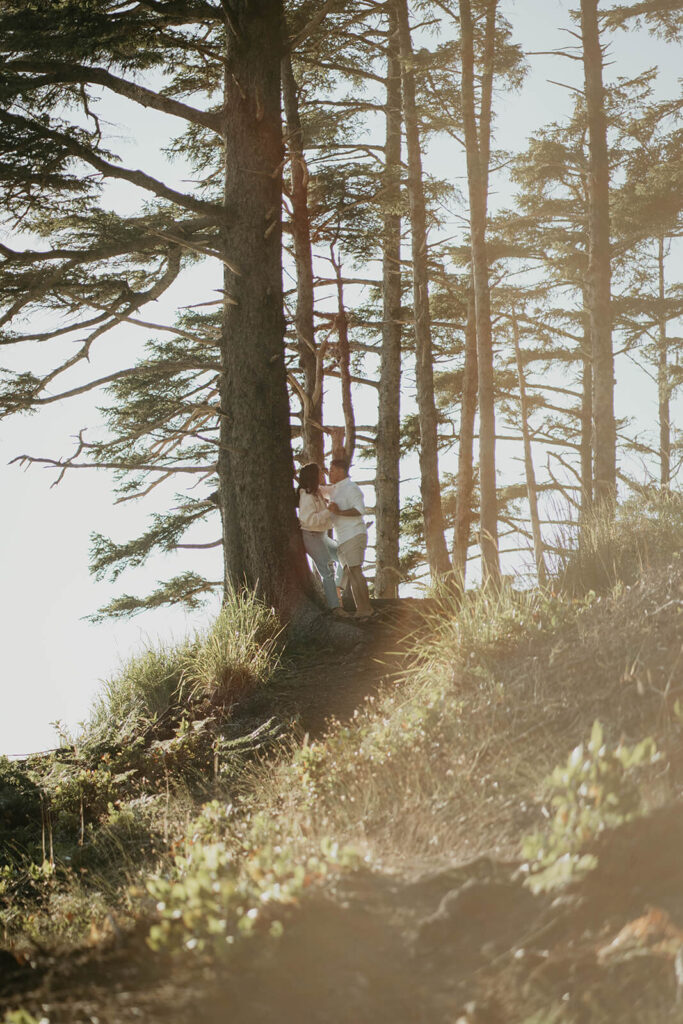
[
  {"xmin": 297, "ymin": 463, "xmax": 348, "ymax": 616},
  {"xmin": 327, "ymin": 458, "xmax": 373, "ymax": 620}
]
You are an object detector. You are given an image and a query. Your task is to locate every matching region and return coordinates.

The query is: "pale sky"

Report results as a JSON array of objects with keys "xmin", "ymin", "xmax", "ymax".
[{"xmin": 1, "ymin": 0, "xmax": 680, "ymax": 756}]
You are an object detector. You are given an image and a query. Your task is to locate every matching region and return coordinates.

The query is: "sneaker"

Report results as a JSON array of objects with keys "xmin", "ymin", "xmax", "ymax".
[{"xmin": 331, "ymin": 607, "xmax": 352, "ymax": 618}]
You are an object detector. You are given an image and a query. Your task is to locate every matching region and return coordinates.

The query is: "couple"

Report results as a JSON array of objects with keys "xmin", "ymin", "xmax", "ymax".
[{"xmin": 298, "ymin": 458, "xmax": 373, "ymax": 620}]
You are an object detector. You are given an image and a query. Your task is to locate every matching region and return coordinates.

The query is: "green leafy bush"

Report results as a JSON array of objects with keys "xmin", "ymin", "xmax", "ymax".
[
  {"xmin": 522, "ymin": 721, "xmax": 658, "ymax": 891},
  {"xmin": 0, "ymin": 758, "xmax": 42, "ymax": 849},
  {"xmin": 146, "ymin": 815, "xmax": 358, "ymax": 958}
]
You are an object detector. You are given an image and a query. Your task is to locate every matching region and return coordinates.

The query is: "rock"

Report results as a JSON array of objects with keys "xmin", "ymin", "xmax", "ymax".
[{"xmin": 416, "ymin": 878, "xmax": 541, "ymax": 955}]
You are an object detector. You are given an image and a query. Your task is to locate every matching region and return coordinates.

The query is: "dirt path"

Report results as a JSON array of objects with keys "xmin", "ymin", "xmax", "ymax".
[{"xmin": 266, "ymin": 598, "xmax": 432, "ymax": 734}]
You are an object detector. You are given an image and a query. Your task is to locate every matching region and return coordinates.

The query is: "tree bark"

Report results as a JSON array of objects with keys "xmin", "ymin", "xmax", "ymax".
[
  {"xmin": 580, "ymin": 0, "xmax": 616, "ymax": 510},
  {"xmin": 375, "ymin": 5, "xmax": 403, "ymax": 599},
  {"xmin": 218, "ymin": 0, "xmax": 311, "ymax": 614},
  {"xmin": 459, "ymin": 0, "xmax": 500, "ymax": 584},
  {"xmin": 331, "ymin": 248, "xmax": 357, "ymax": 464},
  {"xmin": 657, "ymin": 236, "xmax": 670, "ymax": 490},
  {"xmin": 453, "ymin": 285, "xmax": 478, "ymax": 582},
  {"xmin": 578, "ymin": 284, "xmax": 594, "ymax": 530},
  {"xmin": 512, "ymin": 317, "xmax": 548, "ymax": 586},
  {"xmin": 395, "ymin": 0, "xmax": 452, "ymax": 579},
  {"xmin": 282, "ymin": 52, "xmax": 324, "ymax": 467}
]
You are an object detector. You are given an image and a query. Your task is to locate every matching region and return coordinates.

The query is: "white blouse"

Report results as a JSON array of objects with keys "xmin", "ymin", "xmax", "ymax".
[{"xmin": 299, "ymin": 490, "xmax": 333, "ymax": 532}]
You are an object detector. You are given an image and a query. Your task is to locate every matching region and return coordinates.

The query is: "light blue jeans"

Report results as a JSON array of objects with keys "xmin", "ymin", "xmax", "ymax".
[{"xmin": 302, "ymin": 530, "xmax": 341, "ymax": 609}]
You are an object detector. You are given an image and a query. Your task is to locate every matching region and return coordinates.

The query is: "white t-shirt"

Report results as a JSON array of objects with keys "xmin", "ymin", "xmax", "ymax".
[
  {"xmin": 329, "ymin": 477, "xmax": 367, "ymax": 544},
  {"xmin": 299, "ymin": 490, "xmax": 333, "ymax": 532}
]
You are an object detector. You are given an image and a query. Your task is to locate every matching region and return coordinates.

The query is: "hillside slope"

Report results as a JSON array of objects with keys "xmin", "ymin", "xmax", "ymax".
[{"xmin": 1, "ymin": 535, "xmax": 682, "ymax": 1024}]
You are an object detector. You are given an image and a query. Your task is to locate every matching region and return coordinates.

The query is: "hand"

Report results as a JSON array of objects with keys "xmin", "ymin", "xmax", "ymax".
[{"xmin": 328, "ymin": 502, "xmax": 340, "ymax": 514}]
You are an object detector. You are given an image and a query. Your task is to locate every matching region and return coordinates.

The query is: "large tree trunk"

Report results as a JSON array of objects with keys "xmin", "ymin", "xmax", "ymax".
[
  {"xmin": 453, "ymin": 285, "xmax": 477, "ymax": 582},
  {"xmin": 281, "ymin": 53, "xmax": 324, "ymax": 468},
  {"xmin": 375, "ymin": 5, "xmax": 403, "ymax": 599},
  {"xmin": 657, "ymin": 236, "xmax": 670, "ymax": 490},
  {"xmin": 395, "ymin": 0, "xmax": 452, "ymax": 579},
  {"xmin": 459, "ymin": 0, "xmax": 500, "ymax": 584},
  {"xmin": 512, "ymin": 317, "xmax": 548, "ymax": 586},
  {"xmin": 580, "ymin": 0, "xmax": 616, "ymax": 510},
  {"xmin": 218, "ymin": 0, "xmax": 311, "ymax": 615}
]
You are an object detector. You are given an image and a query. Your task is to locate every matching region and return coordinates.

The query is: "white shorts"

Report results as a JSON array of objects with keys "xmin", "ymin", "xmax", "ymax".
[{"xmin": 337, "ymin": 532, "xmax": 367, "ymax": 568}]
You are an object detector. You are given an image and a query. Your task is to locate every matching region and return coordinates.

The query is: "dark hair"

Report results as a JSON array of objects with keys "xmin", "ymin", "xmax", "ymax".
[
  {"xmin": 297, "ymin": 462, "xmax": 320, "ymax": 505},
  {"xmin": 330, "ymin": 457, "xmax": 349, "ymax": 475}
]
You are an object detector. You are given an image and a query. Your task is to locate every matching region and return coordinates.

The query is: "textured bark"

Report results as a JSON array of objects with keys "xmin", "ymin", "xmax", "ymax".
[
  {"xmin": 282, "ymin": 53, "xmax": 324, "ymax": 467},
  {"xmin": 453, "ymin": 286, "xmax": 477, "ymax": 582},
  {"xmin": 396, "ymin": 0, "xmax": 451, "ymax": 578},
  {"xmin": 657, "ymin": 237, "xmax": 670, "ymax": 489},
  {"xmin": 459, "ymin": 0, "xmax": 500, "ymax": 584},
  {"xmin": 580, "ymin": 293, "xmax": 593, "ymax": 524},
  {"xmin": 375, "ymin": 6, "xmax": 403, "ymax": 599},
  {"xmin": 580, "ymin": 0, "xmax": 616, "ymax": 510},
  {"xmin": 329, "ymin": 426, "xmax": 346, "ymax": 462},
  {"xmin": 332, "ymin": 252, "xmax": 356, "ymax": 464},
  {"xmin": 218, "ymin": 0, "xmax": 310, "ymax": 614},
  {"xmin": 513, "ymin": 318, "xmax": 548, "ymax": 586},
  {"xmin": 581, "ymin": 346, "xmax": 594, "ymax": 516}
]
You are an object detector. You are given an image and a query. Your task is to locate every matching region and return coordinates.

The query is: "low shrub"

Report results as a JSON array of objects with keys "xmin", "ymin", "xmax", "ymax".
[
  {"xmin": 146, "ymin": 809, "xmax": 357, "ymax": 958},
  {"xmin": 521, "ymin": 721, "xmax": 659, "ymax": 891},
  {"xmin": 555, "ymin": 490, "xmax": 683, "ymax": 596}
]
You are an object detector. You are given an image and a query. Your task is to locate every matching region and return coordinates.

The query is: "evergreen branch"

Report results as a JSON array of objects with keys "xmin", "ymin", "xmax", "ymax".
[
  {"xmin": 0, "ymin": 108, "xmax": 222, "ymax": 217},
  {"xmin": 8, "ymin": 250, "xmax": 185, "ymax": 403},
  {"xmin": 0, "ymin": 214, "xmax": 217, "ymax": 267},
  {"xmin": 17, "ymin": 360, "xmax": 217, "ymax": 407},
  {"xmin": 6, "ymin": 60, "xmax": 222, "ymax": 133},
  {"xmin": 87, "ymin": 572, "xmax": 220, "ymax": 622},
  {"xmin": 10, "ymin": 454, "xmax": 211, "ymax": 477}
]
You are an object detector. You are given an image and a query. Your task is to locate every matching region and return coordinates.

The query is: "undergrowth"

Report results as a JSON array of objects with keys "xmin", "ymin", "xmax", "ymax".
[
  {"xmin": 555, "ymin": 489, "xmax": 683, "ymax": 594},
  {"xmin": 2, "ymin": 495, "xmax": 681, "ymax": 984},
  {"xmin": 0, "ymin": 590, "xmax": 283, "ymax": 946}
]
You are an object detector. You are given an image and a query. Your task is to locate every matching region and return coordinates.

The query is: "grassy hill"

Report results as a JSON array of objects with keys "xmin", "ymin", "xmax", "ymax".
[{"xmin": 1, "ymin": 493, "xmax": 682, "ymax": 1024}]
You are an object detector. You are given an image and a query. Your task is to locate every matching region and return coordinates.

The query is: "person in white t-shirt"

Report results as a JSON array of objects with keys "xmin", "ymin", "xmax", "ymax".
[{"xmin": 327, "ymin": 458, "xmax": 373, "ymax": 620}]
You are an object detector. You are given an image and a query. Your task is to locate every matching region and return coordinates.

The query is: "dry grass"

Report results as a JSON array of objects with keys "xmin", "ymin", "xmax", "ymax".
[{"xmin": 233, "ymin": 546, "xmax": 682, "ymax": 876}]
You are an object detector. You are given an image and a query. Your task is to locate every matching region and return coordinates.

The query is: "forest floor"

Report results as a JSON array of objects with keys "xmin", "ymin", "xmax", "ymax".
[{"xmin": 2, "ymin": 556, "xmax": 683, "ymax": 1024}]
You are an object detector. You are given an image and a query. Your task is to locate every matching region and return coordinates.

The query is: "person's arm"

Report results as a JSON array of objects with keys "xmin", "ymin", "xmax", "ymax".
[{"xmin": 328, "ymin": 503, "xmax": 361, "ymax": 517}]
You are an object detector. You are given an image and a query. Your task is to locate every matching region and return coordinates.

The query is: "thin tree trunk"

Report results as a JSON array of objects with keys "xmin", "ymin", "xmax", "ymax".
[
  {"xmin": 453, "ymin": 285, "xmax": 477, "ymax": 582},
  {"xmin": 657, "ymin": 236, "xmax": 670, "ymax": 489},
  {"xmin": 219, "ymin": 0, "xmax": 310, "ymax": 613},
  {"xmin": 580, "ymin": 0, "xmax": 616, "ymax": 510},
  {"xmin": 282, "ymin": 53, "xmax": 324, "ymax": 467},
  {"xmin": 375, "ymin": 5, "xmax": 403, "ymax": 599},
  {"xmin": 512, "ymin": 317, "xmax": 548, "ymax": 586},
  {"xmin": 459, "ymin": 0, "xmax": 500, "ymax": 584},
  {"xmin": 395, "ymin": 0, "xmax": 451, "ymax": 578},
  {"xmin": 332, "ymin": 249, "xmax": 356, "ymax": 464},
  {"xmin": 579, "ymin": 285, "xmax": 593, "ymax": 529}
]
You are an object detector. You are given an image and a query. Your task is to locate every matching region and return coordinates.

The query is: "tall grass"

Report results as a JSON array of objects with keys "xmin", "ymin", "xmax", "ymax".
[
  {"xmin": 86, "ymin": 642, "xmax": 189, "ymax": 746},
  {"xmin": 82, "ymin": 589, "xmax": 282, "ymax": 748},
  {"xmin": 180, "ymin": 588, "xmax": 282, "ymax": 703},
  {"xmin": 555, "ymin": 490, "xmax": 683, "ymax": 595}
]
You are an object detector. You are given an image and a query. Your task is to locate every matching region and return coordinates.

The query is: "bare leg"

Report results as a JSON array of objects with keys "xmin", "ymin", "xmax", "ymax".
[{"xmin": 348, "ymin": 565, "xmax": 372, "ymax": 617}]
